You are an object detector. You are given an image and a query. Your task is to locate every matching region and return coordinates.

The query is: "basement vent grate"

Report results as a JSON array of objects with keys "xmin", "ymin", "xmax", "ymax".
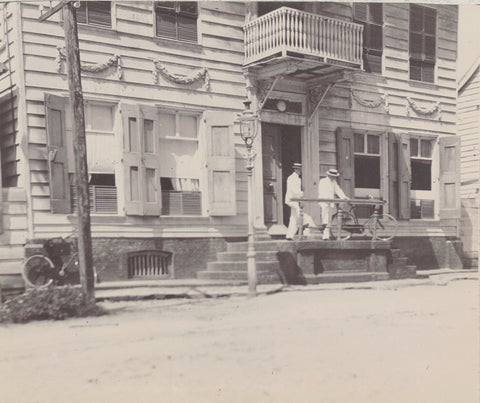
[{"xmin": 127, "ymin": 250, "xmax": 172, "ymax": 278}]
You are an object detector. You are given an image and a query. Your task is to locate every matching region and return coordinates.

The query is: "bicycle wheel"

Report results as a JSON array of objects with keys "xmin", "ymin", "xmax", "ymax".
[
  {"xmin": 330, "ymin": 211, "xmax": 355, "ymax": 240},
  {"xmin": 366, "ymin": 213, "xmax": 398, "ymax": 241},
  {"xmin": 22, "ymin": 254, "xmax": 55, "ymax": 288}
]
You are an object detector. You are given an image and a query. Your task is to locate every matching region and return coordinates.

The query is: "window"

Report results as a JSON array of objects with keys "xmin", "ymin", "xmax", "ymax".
[
  {"xmin": 410, "ymin": 137, "xmax": 433, "ymax": 191},
  {"xmin": 158, "ymin": 111, "xmax": 201, "ymax": 215},
  {"xmin": 65, "ymin": 102, "xmax": 118, "ymax": 214},
  {"xmin": 409, "ymin": 5, "xmax": 436, "ymax": 83},
  {"xmin": 76, "ymin": 1, "xmax": 111, "ymax": 28},
  {"xmin": 155, "ymin": 2, "xmax": 198, "ymax": 42},
  {"xmin": 354, "ymin": 132, "xmax": 380, "ymax": 189},
  {"xmin": 354, "ymin": 3, "xmax": 383, "ymax": 74}
]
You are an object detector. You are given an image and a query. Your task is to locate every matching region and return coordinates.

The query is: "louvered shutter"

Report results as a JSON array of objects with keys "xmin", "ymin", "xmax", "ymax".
[
  {"xmin": 387, "ymin": 132, "xmax": 399, "ymax": 218},
  {"xmin": 45, "ymin": 94, "xmax": 71, "ymax": 214},
  {"xmin": 205, "ymin": 111, "xmax": 236, "ymax": 216},
  {"xmin": 354, "ymin": 3, "xmax": 368, "ymax": 22},
  {"xmin": 439, "ymin": 136, "xmax": 461, "ymax": 219},
  {"xmin": 122, "ymin": 104, "xmax": 161, "ymax": 216},
  {"xmin": 335, "ymin": 127, "xmax": 355, "ymax": 198},
  {"xmin": 397, "ymin": 134, "xmax": 411, "ymax": 220}
]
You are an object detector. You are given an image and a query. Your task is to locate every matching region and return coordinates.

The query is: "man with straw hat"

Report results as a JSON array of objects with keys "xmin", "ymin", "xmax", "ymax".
[
  {"xmin": 318, "ymin": 168, "xmax": 349, "ymax": 240},
  {"xmin": 285, "ymin": 163, "xmax": 316, "ymax": 240}
]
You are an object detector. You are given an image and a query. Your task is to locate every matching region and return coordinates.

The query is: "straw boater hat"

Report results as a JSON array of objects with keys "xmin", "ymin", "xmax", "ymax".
[
  {"xmin": 326, "ymin": 168, "xmax": 340, "ymax": 177},
  {"xmin": 292, "ymin": 163, "xmax": 302, "ymax": 169}
]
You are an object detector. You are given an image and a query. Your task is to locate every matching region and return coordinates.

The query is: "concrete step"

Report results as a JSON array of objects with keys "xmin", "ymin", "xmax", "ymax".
[
  {"xmin": 305, "ymin": 272, "xmax": 390, "ymax": 284},
  {"xmin": 216, "ymin": 250, "xmax": 278, "ymax": 262},
  {"xmin": 207, "ymin": 260, "xmax": 280, "ymax": 272},
  {"xmin": 197, "ymin": 270, "xmax": 280, "ymax": 284}
]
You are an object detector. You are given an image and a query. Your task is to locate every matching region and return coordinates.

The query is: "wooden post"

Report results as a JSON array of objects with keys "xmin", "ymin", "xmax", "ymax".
[{"xmin": 63, "ymin": 3, "xmax": 94, "ymax": 301}]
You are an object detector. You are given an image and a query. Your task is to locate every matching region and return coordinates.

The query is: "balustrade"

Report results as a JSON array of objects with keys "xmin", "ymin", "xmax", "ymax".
[{"xmin": 244, "ymin": 7, "xmax": 363, "ymax": 68}]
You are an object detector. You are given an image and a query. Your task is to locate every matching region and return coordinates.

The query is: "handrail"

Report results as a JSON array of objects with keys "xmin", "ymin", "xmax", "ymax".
[
  {"xmin": 290, "ymin": 198, "xmax": 386, "ymax": 237},
  {"xmin": 244, "ymin": 7, "xmax": 363, "ymax": 68}
]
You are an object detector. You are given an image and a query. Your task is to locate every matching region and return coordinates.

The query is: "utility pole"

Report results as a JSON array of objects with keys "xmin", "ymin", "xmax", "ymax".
[{"xmin": 39, "ymin": 1, "xmax": 94, "ymax": 301}]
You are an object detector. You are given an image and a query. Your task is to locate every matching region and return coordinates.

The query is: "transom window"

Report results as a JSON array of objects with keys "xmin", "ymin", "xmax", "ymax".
[
  {"xmin": 155, "ymin": 2, "xmax": 198, "ymax": 42},
  {"xmin": 410, "ymin": 137, "xmax": 433, "ymax": 191},
  {"xmin": 354, "ymin": 133, "xmax": 380, "ymax": 189},
  {"xmin": 76, "ymin": 1, "xmax": 111, "ymax": 28},
  {"xmin": 409, "ymin": 5, "xmax": 436, "ymax": 83},
  {"xmin": 353, "ymin": 3, "xmax": 383, "ymax": 74}
]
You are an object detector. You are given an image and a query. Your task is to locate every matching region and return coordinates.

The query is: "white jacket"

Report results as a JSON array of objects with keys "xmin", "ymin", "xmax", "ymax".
[
  {"xmin": 285, "ymin": 172, "xmax": 303, "ymax": 208},
  {"xmin": 318, "ymin": 177, "xmax": 347, "ymax": 203}
]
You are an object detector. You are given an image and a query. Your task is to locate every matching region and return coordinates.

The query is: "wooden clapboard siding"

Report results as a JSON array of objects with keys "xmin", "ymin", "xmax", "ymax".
[
  {"xmin": 458, "ymin": 61, "xmax": 480, "ymax": 199},
  {"xmin": 18, "ymin": 1, "xmax": 249, "ymax": 239}
]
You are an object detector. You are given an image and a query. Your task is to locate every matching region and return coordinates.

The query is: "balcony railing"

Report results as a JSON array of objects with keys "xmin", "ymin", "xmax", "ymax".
[{"xmin": 244, "ymin": 7, "xmax": 363, "ymax": 69}]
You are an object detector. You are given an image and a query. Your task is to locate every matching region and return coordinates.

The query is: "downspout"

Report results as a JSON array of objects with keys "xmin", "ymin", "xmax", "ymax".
[{"xmin": 5, "ymin": 2, "xmax": 33, "ymax": 239}]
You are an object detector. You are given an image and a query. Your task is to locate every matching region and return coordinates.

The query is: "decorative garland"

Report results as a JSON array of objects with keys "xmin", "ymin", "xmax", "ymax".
[
  {"xmin": 350, "ymin": 88, "xmax": 389, "ymax": 113},
  {"xmin": 153, "ymin": 61, "xmax": 210, "ymax": 90},
  {"xmin": 407, "ymin": 97, "xmax": 441, "ymax": 120},
  {"xmin": 56, "ymin": 46, "xmax": 123, "ymax": 80}
]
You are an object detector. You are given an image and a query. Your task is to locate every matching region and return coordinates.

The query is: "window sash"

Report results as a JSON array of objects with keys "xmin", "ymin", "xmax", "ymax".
[
  {"xmin": 155, "ymin": 1, "xmax": 198, "ymax": 42},
  {"xmin": 76, "ymin": 1, "xmax": 111, "ymax": 28},
  {"xmin": 409, "ymin": 4, "xmax": 436, "ymax": 82}
]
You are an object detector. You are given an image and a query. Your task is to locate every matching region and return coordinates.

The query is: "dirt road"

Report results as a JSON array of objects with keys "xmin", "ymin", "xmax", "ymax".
[{"xmin": 1, "ymin": 278, "xmax": 478, "ymax": 403}]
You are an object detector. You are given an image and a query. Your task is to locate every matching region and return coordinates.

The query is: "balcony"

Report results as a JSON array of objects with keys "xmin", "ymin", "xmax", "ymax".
[{"xmin": 244, "ymin": 7, "xmax": 364, "ymax": 80}]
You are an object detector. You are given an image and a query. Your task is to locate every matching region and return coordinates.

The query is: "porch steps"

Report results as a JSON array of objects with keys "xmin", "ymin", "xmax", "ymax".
[{"xmin": 198, "ymin": 240, "xmax": 419, "ymax": 284}]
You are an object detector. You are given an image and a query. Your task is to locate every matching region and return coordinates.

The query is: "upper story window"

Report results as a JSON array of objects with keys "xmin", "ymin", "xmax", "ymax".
[
  {"xmin": 409, "ymin": 5, "xmax": 436, "ymax": 83},
  {"xmin": 354, "ymin": 132, "xmax": 380, "ymax": 189},
  {"xmin": 155, "ymin": 2, "xmax": 198, "ymax": 42},
  {"xmin": 353, "ymin": 3, "xmax": 383, "ymax": 74},
  {"xmin": 76, "ymin": 1, "xmax": 112, "ymax": 28}
]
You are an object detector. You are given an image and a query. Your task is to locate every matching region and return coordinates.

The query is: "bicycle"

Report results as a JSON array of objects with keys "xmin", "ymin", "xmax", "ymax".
[
  {"xmin": 330, "ymin": 201, "xmax": 398, "ymax": 241},
  {"xmin": 22, "ymin": 235, "xmax": 97, "ymax": 288}
]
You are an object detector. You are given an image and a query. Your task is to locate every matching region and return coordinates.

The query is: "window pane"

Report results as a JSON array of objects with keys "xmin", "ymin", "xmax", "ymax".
[
  {"xmin": 411, "ymin": 159, "xmax": 432, "ymax": 190},
  {"xmin": 410, "ymin": 138, "xmax": 418, "ymax": 157},
  {"xmin": 369, "ymin": 3, "xmax": 383, "ymax": 24},
  {"xmin": 354, "ymin": 133, "xmax": 364, "ymax": 153},
  {"xmin": 128, "ymin": 117, "xmax": 138, "ymax": 152},
  {"xmin": 143, "ymin": 119, "xmax": 154, "ymax": 153},
  {"xmin": 354, "ymin": 3, "xmax": 368, "ymax": 22},
  {"xmin": 409, "ymin": 60, "xmax": 422, "ymax": 81},
  {"xmin": 159, "ymin": 113, "xmax": 175, "ymax": 137},
  {"xmin": 368, "ymin": 24, "xmax": 383, "ymax": 51},
  {"xmin": 130, "ymin": 167, "xmax": 139, "ymax": 201},
  {"xmin": 410, "ymin": 5, "xmax": 423, "ymax": 32},
  {"xmin": 422, "ymin": 62, "xmax": 435, "ymax": 83},
  {"xmin": 145, "ymin": 168, "xmax": 156, "ymax": 202},
  {"xmin": 424, "ymin": 9, "xmax": 436, "ymax": 35},
  {"xmin": 179, "ymin": 115, "xmax": 197, "ymax": 138},
  {"xmin": 180, "ymin": 2, "xmax": 197, "ymax": 15},
  {"xmin": 420, "ymin": 139, "xmax": 432, "ymax": 158},
  {"xmin": 87, "ymin": 1, "xmax": 111, "ymax": 27},
  {"xmin": 354, "ymin": 156, "xmax": 380, "ymax": 188},
  {"xmin": 88, "ymin": 104, "xmax": 113, "ymax": 131},
  {"xmin": 367, "ymin": 135, "xmax": 379, "ymax": 154}
]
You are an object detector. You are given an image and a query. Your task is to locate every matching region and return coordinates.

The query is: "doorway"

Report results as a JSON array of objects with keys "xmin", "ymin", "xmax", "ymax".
[{"xmin": 262, "ymin": 123, "xmax": 302, "ymax": 227}]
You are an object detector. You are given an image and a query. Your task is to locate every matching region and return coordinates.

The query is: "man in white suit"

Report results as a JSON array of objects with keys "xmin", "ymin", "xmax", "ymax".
[
  {"xmin": 318, "ymin": 168, "xmax": 349, "ymax": 240},
  {"xmin": 285, "ymin": 163, "xmax": 315, "ymax": 240}
]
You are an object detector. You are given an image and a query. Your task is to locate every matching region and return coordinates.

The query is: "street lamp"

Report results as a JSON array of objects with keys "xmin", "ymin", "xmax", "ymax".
[{"xmin": 236, "ymin": 100, "xmax": 259, "ymax": 296}]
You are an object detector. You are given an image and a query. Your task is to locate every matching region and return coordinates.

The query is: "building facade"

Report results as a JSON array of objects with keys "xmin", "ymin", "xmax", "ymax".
[
  {"xmin": 0, "ymin": 2, "xmax": 463, "ymax": 287},
  {"xmin": 458, "ymin": 57, "xmax": 479, "ymax": 268}
]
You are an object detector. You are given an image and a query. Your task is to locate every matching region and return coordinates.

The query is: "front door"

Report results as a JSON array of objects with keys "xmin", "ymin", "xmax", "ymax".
[
  {"xmin": 262, "ymin": 123, "xmax": 302, "ymax": 227},
  {"xmin": 262, "ymin": 124, "xmax": 283, "ymax": 225}
]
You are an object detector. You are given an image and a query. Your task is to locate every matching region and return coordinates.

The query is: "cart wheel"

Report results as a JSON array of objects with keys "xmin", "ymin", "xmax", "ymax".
[
  {"xmin": 366, "ymin": 213, "xmax": 398, "ymax": 241},
  {"xmin": 330, "ymin": 211, "xmax": 355, "ymax": 240},
  {"xmin": 22, "ymin": 255, "xmax": 55, "ymax": 288}
]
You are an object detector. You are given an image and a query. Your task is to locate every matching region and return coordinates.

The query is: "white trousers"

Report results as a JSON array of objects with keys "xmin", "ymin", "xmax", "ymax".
[
  {"xmin": 286, "ymin": 203, "xmax": 316, "ymax": 239},
  {"xmin": 319, "ymin": 202, "xmax": 335, "ymax": 226}
]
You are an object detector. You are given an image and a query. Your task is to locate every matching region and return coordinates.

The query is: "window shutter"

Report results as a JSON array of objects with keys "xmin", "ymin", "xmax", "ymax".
[
  {"xmin": 44, "ymin": 94, "xmax": 71, "ymax": 214},
  {"xmin": 439, "ymin": 136, "xmax": 461, "ymax": 219},
  {"xmin": 354, "ymin": 3, "xmax": 368, "ymax": 22},
  {"xmin": 387, "ymin": 132, "xmax": 399, "ymax": 218},
  {"xmin": 205, "ymin": 111, "xmax": 236, "ymax": 216},
  {"xmin": 335, "ymin": 127, "xmax": 354, "ymax": 198},
  {"xmin": 397, "ymin": 133, "xmax": 411, "ymax": 220},
  {"xmin": 122, "ymin": 104, "xmax": 161, "ymax": 216}
]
